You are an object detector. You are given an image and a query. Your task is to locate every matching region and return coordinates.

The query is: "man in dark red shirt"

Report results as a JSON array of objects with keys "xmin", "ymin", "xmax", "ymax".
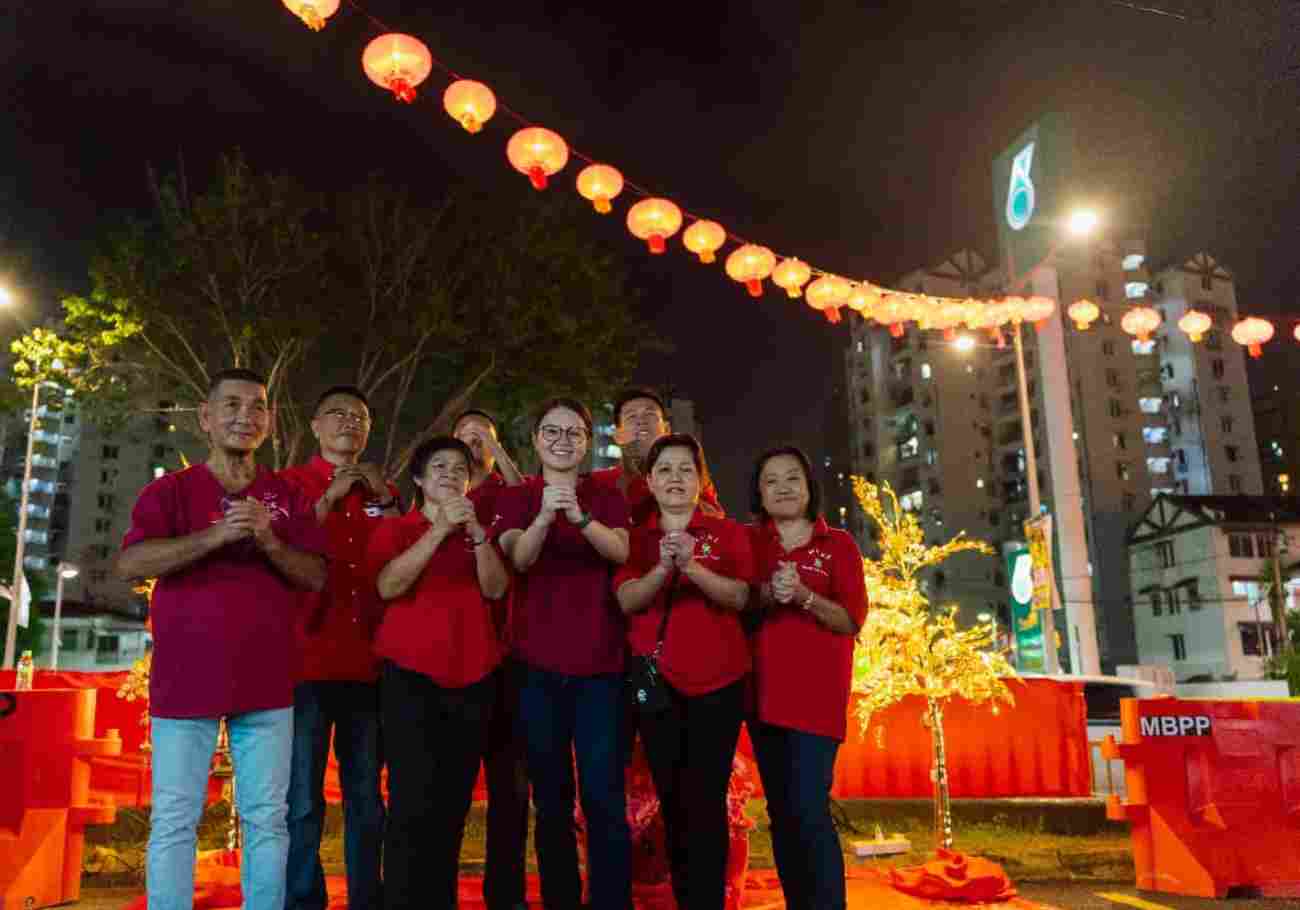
[
  {"xmin": 590, "ymin": 388, "xmax": 721, "ymax": 525},
  {"xmin": 280, "ymin": 386, "xmax": 399, "ymax": 910},
  {"xmin": 116, "ymin": 368, "xmax": 327, "ymax": 910},
  {"xmin": 453, "ymin": 408, "xmax": 528, "ymax": 910}
]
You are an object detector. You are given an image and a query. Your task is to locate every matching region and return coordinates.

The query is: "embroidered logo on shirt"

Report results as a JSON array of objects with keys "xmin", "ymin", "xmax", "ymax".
[{"xmin": 800, "ymin": 547, "xmax": 833, "ymax": 577}]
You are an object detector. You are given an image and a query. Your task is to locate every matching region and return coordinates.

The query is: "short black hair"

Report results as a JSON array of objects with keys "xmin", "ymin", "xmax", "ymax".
[
  {"xmin": 749, "ymin": 445, "xmax": 822, "ymax": 521},
  {"xmin": 453, "ymin": 408, "xmax": 497, "ymax": 433},
  {"xmin": 314, "ymin": 385, "xmax": 370, "ymax": 415},
  {"xmin": 208, "ymin": 368, "xmax": 267, "ymax": 399},
  {"xmin": 644, "ymin": 433, "xmax": 712, "ymax": 493},
  {"xmin": 614, "ymin": 387, "xmax": 667, "ymax": 425},
  {"xmin": 531, "ymin": 397, "xmax": 593, "ymax": 438},
  {"xmin": 408, "ymin": 435, "xmax": 474, "ymax": 506}
]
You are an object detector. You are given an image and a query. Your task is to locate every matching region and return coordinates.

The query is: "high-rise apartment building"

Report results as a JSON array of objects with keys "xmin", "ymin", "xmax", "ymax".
[
  {"xmin": 844, "ymin": 244, "xmax": 1263, "ymax": 668},
  {"xmin": 2, "ymin": 383, "xmax": 79, "ymax": 574}
]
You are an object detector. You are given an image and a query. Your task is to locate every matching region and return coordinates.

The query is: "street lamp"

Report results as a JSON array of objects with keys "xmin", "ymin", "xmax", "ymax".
[
  {"xmin": 1066, "ymin": 208, "xmax": 1100, "ymax": 239},
  {"xmin": 51, "ymin": 562, "xmax": 79, "ymax": 670}
]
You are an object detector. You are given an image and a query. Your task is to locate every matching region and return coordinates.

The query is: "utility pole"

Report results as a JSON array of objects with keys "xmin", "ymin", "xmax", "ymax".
[{"xmin": 1274, "ymin": 525, "xmax": 1293, "ymax": 655}]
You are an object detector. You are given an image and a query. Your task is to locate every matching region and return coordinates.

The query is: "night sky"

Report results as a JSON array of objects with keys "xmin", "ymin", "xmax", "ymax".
[{"xmin": 3, "ymin": 1, "xmax": 1297, "ymax": 512}]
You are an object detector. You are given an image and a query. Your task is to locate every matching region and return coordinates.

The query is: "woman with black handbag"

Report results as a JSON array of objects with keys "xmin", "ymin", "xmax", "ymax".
[{"xmin": 614, "ymin": 433, "xmax": 754, "ymax": 910}]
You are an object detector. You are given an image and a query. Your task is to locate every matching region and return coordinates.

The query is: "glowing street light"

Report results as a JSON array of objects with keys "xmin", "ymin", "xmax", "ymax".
[
  {"xmin": 951, "ymin": 333, "xmax": 977, "ymax": 353},
  {"xmin": 51, "ymin": 562, "xmax": 80, "ymax": 670},
  {"xmin": 0, "ymin": 286, "xmax": 12, "ymax": 307},
  {"xmin": 1066, "ymin": 208, "xmax": 1100, "ymax": 238}
]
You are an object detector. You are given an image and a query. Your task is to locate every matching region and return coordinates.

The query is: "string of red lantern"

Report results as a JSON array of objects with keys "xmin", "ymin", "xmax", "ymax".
[{"xmin": 281, "ymin": 0, "xmax": 1295, "ymax": 356}]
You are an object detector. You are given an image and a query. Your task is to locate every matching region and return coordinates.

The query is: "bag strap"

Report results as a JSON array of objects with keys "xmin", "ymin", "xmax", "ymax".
[{"xmin": 651, "ymin": 568, "xmax": 679, "ymax": 659}]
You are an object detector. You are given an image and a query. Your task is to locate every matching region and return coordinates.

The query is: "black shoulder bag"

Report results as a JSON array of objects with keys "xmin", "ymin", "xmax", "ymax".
[{"xmin": 626, "ymin": 570, "xmax": 677, "ymax": 714}]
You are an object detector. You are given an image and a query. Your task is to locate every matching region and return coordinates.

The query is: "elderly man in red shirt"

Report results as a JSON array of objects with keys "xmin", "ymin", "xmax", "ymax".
[
  {"xmin": 280, "ymin": 385, "xmax": 399, "ymax": 910},
  {"xmin": 116, "ymin": 368, "xmax": 327, "ymax": 910},
  {"xmin": 591, "ymin": 388, "xmax": 721, "ymax": 526}
]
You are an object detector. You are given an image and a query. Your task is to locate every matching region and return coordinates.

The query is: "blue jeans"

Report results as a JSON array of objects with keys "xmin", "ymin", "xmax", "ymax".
[
  {"xmin": 518, "ymin": 664, "xmax": 631, "ymax": 910},
  {"xmin": 286, "ymin": 681, "xmax": 385, "ymax": 910},
  {"xmin": 147, "ymin": 707, "xmax": 294, "ymax": 910},
  {"xmin": 749, "ymin": 721, "xmax": 845, "ymax": 910}
]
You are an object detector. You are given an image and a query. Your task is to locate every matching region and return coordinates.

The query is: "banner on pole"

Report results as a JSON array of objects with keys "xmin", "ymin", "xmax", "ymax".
[{"xmin": 1007, "ymin": 546, "xmax": 1044, "ymax": 672}]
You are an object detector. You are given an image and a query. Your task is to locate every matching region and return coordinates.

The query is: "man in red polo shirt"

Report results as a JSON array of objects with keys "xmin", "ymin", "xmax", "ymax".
[
  {"xmin": 453, "ymin": 408, "xmax": 528, "ymax": 910},
  {"xmin": 591, "ymin": 388, "xmax": 721, "ymax": 525},
  {"xmin": 116, "ymin": 368, "xmax": 327, "ymax": 910},
  {"xmin": 280, "ymin": 386, "xmax": 399, "ymax": 910}
]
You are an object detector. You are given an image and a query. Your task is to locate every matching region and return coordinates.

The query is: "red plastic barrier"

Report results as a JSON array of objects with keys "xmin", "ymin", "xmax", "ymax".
[
  {"xmin": 1103, "ymin": 697, "xmax": 1300, "ymax": 898},
  {"xmin": 0, "ymin": 687, "xmax": 120, "ymax": 910},
  {"xmin": 5, "ymin": 672, "xmax": 1088, "ymax": 804}
]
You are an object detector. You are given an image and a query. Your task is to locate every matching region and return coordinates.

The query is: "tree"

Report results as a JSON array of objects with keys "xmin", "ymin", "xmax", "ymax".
[
  {"xmin": 40, "ymin": 152, "xmax": 657, "ymax": 473},
  {"xmin": 851, "ymin": 477, "xmax": 1015, "ymax": 852}
]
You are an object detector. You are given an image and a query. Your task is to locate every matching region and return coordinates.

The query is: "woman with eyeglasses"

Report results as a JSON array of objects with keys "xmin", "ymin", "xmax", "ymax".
[
  {"xmin": 747, "ymin": 445, "xmax": 868, "ymax": 910},
  {"xmin": 614, "ymin": 433, "xmax": 753, "ymax": 910},
  {"xmin": 365, "ymin": 436, "xmax": 510, "ymax": 910},
  {"xmin": 496, "ymin": 398, "xmax": 633, "ymax": 910}
]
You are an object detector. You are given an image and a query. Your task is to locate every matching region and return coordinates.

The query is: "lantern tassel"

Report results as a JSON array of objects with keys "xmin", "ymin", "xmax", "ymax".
[
  {"xmin": 528, "ymin": 166, "xmax": 548, "ymax": 191},
  {"xmin": 1249, "ymin": 343, "xmax": 1262, "ymax": 358},
  {"xmin": 943, "ymin": 327, "xmax": 956, "ymax": 342},
  {"xmin": 390, "ymin": 79, "xmax": 417, "ymax": 103},
  {"xmin": 459, "ymin": 113, "xmax": 482, "ymax": 134},
  {"xmin": 786, "ymin": 287, "xmax": 802, "ymax": 299},
  {"xmin": 889, "ymin": 323, "xmax": 904, "ymax": 338},
  {"xmin": 698, "ymin": 250, "xmax": 716, "ymax": 264},
  {"xmin": 824, "ymin": 308, "xmax": 842, "ymax": 324},
  {"xmin": 295, "ymin": 4, "xmax": 326, "ymax": 30},
  {"xmin": 594, "ymin": 197, "xmax": 612, "ymax": 214},
  {"xmin": 745, "ymin": 280, "xmax": 763, "ymax": 298},
  {"xmin": 648, "ymin": 235, "xmax": 666, "ymax": 254}
]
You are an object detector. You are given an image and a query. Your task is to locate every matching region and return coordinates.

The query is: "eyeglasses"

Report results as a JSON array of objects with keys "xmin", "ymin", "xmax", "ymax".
[
  {"xmin": 321, "ymin": 408, "xmax": 370, "ymax": 426},
  {"xmin": 539, "ymin": 425, "xmax": 589, "ymax": 444}
]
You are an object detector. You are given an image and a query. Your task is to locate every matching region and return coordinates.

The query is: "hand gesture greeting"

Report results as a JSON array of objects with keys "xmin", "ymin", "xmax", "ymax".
[
  {"xmin": 226, "ymin": 498, "xmax": 276, "ymax": 551},
  {"xmin": 771, "ymin": 560, "xmax": 800, "ymax": 604},
  {"xmin": 669, "ymin": 530, "xmax": 697, "ymax": 568},
  {"xmin": 355, "ymin": 462, "xmax": 388, "ymax": 496}
]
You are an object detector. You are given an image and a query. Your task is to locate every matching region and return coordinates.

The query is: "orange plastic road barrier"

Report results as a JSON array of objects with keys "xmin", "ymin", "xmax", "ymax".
[
  {"xmin": 0, "ymin": 687, "xmax": 121, "ymax": 910},
  {"xmin": 1103, "ymin": 696, "xmax": 1300, "ymax": 898}
]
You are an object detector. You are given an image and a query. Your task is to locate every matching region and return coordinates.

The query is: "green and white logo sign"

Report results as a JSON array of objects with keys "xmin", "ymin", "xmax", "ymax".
[
  {"xmin": 1005, "ymin": 143, "xmax": 1036, "ymax": 231},
  {"xmin": 992, "ymin": 113, "xmax": 1072, "ymax": 284}
]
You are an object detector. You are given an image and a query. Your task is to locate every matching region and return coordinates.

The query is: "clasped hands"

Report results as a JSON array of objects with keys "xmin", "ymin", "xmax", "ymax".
[
  {"xmin": 324, "ymin": 463, "xmax": 388, "ymax": 507},
  {"xmin": 427, "ymin": 495, "xmax": 485, "ymax": 542},
  {"xmin": 538, "ymin": 483, "xmax": 585, "ymax": 526},
  {"xmin": 217, "ymin": 498, "xmax": 278, "ymax": 550},
  {"xmin": 657, "ymin": 530, "xmax": 698, "ymax": 571},
  {"xmin": 769, "ymin": 560, "xmax": 811, "ymax": 607}
]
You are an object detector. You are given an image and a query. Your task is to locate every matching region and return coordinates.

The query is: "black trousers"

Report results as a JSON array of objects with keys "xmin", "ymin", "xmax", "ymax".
[
  {"xmin": 637, "ymin": 678, "xmax": 745, "ymax": 910},
  {"xmin": 483, "ymin": 658, "xmax": 529, "ymax": 910},
  {"xmin": 381, "ymin": 661, "xmax": 497, "ymax": 910}
]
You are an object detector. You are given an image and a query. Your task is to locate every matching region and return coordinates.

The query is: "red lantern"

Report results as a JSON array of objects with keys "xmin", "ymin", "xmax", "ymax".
[
  {"xmin": 443, "ymin": 80, "xmax": 497, "ymax": 134},
  {"xmin": 576, "ymin": 164, "xmax": 624, "ymax": 214},
  {"xmin": 1177, "ymin": 309, "xmax": 1212, "ymax": 343},
  {"xmin": 283, "ymin": 0, "xmax": 339, "ymax": 30},
  {"xmin": 806, "ymin": 275, "xmax": 851, "ymax": 324},
  {"xmin": 935, "ymin": 298, "xmax": 968, "ymax": 340},
  {"xmin": 846, "ymin": 284, "xmax": 880, "ymax": 319},
  {"xmin": 682, "ymin": 220, "xmax": 725, "ymax": 263},
  {"xmin": 772, "ymin": 258, "xmax": 812, "ymax": 298},
  {"xmin": 362, "ymin": 34, "xmax": 433, "ymax": 103},
  {"xmin": 1067, "ymin": 299, "xmax": 1100, "ymax": 331},
  {"xmin": 506, "ymin": 127, "xmax": 569, "ymax": 190},
  {"xmin": 1120, "ymin": 305, "xmax": 1162, "ymax": 343},
  {"xmin": 1231, "ymin": 316, "xmax": 1274, "ymax": 358},
  {"xmin": 725, "ymin": 245, "xmax": 776, "ymax": 297},
  {"xmin": 875, "ymin": 294, "xmax": 911, "ymax": 338},
  {"xmin": 1001, "ymin": 296, "xmax": 1027, "ymax": 323},
  {"xmin": 626, "ymin": 198, "xmax": 682, "ymax": 254}
]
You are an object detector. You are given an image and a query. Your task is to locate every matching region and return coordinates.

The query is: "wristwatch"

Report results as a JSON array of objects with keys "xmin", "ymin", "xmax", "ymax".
[{"xmin": 574, "ymin": 511, "xmax": 594, "ymax": 530}]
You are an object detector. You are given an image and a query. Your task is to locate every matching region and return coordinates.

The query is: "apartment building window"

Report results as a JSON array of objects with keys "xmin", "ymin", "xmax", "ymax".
[
  {"xmin": 1096, "ymin": 280, "xmax": 1110, "ymax": 300},
  {"xmin": 1175, "ymin": 449, "xmax": 1187, "ymax": 473},
  {"xmin": 1183, "ymin": 580, "xmax": 1202, "ymax": 611},
  {"xmin": 898, "ymin": 436, "xmax": 920, "ymax": 460},
  {"xmin": 1217, "ymin": 386, "xmax": 1231, "ymax": 403},
  {"xmin": 1225, "ymin": 445, "xmax": 1239, "ymax": 463},
  {"xmin": 1155, "ymin": 541, "xmax": 1176, "ymax": 569},
  {"xmin": 1108, "ymin": 399, "xmax": 1123, "ymax": 418},
  {"xmin": 1229, "ymin": 533, "xmax": 1255, "ymax": 558},
  {"xmin": 1102, "ymin": 340, "xmax": 1116, "ymax": 357},
  {"xmin": 153, "ymin": 444, "xmax": 167, "ymax": 459},
  {"xmin": 1149, "ymin": 589, "xmax": 1164, "ymax": 616},
  {"xmin": 1169, "ymin": 634, "xmax": 1187, "ymax": 661},
  {"xmin": 1171, "ymin": 417, "xmax": 1182, "ymax": 437},
  {"xmin": 1167, "ymin": 589, "xmax": 1183, "ymax": 615},
  {"xmin": 1112, "ymin": 432, "xmax": 1127, "ymax": 450},
  {"xmin": 1105, "ymin": 368, "xmax": 1120, "ymax": 388},
  {"xmin": 102, "ymin": 445, "xmax": 119, "ymax": 459},
  {"xmin": 94, "ymin": 518, "xmax": 111, "ymax": 533},
  {"xmin": 1122, "ymin": 492, "xmax": 1137, "ymax": 512},
  {"xmin": 97, "ymin": 493, "xmax": 116, "ymax": 510},
  {"xmin": 1220, "ymin": 416, "xmax": 1233, "ymax": 434},
  {"xmin": 1201, "ymin": 274, "xmax": 1213, "ymax": 291},
  {"xmin": 1229, "ymin": 474, "xmax": 1243, "ymax": 493},
  {"xmin": 920, "ymin": 362, "xmax": 932, "ymax": 380},
  {"xmin": 1257, "ymin": 534, "xmax": 1276, "ymax": 558},
  {"xmin": 1240, "ymin": 623, "xmax": 1277, "ymax": 657},
  {"xmin": 1211, "ymin": 358, "xmax": 1225, "ymax": 379},
  {"xmin": 91, "ymin": 544, "xmax": 112, "ymax": 560},
  {"xmin": 923, "ymin": 419, "xmax": 936, "ymax": 437},
  {"xmin": 1116, "ymin": 461, "xmax": 1131, "ymax": 481},
  {"xmin": 863, "ymin": 442, "xmax": 875, "ymax": 459}
]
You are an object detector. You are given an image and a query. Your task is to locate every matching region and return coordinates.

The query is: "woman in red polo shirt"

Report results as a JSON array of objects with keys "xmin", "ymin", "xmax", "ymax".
[
  {"xmin": 615, "ymin": 433, "xmax": 754, "ymax": 910},
  {"xmin": 747, "ymin": 445, "xmax": 867, "ymax": 910},
  {"xmin": 366, "ymin": 436, "xmax": 510, "ymax": 910}
]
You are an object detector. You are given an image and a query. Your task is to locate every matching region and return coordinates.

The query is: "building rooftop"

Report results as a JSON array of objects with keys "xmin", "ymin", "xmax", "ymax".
[{"xmin": 1130, "ymin": 494, "xmax": 1300, "ymax": 543}]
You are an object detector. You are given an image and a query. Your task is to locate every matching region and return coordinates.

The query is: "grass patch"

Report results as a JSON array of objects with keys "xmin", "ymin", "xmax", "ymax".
[{"xmin": 83, "ymin": 799, "xmax": 1135, "ymax": 887}]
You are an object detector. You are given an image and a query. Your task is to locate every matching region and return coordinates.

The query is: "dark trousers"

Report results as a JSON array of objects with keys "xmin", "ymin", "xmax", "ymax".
[
  {"xmin": 382, "ymin": 661, "xmax": 496, "ymax": 910},
  {"xmin": 749, "ymin": 720, "xmax": 845, "ymax": 910},
  {"xmin": 286, "ymin": 680, "xmax": 385, "ymax": 910},
  {"xmin": 638, "ymin": 678, "xmax": 744, "ymax": 910},
  {"xmin": 518, "ymin": 664, "xmax": 631, "ymax": 910},
  {"xmin": 483, "ymin": 658, "xmax": 529, "ymax": 910}
]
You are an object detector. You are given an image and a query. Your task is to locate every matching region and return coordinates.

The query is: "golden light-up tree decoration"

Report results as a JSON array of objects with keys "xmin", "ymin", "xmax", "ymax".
[{"xmin": 851, "ymin": 477, "xmax": 1016, "ymax": 851}]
